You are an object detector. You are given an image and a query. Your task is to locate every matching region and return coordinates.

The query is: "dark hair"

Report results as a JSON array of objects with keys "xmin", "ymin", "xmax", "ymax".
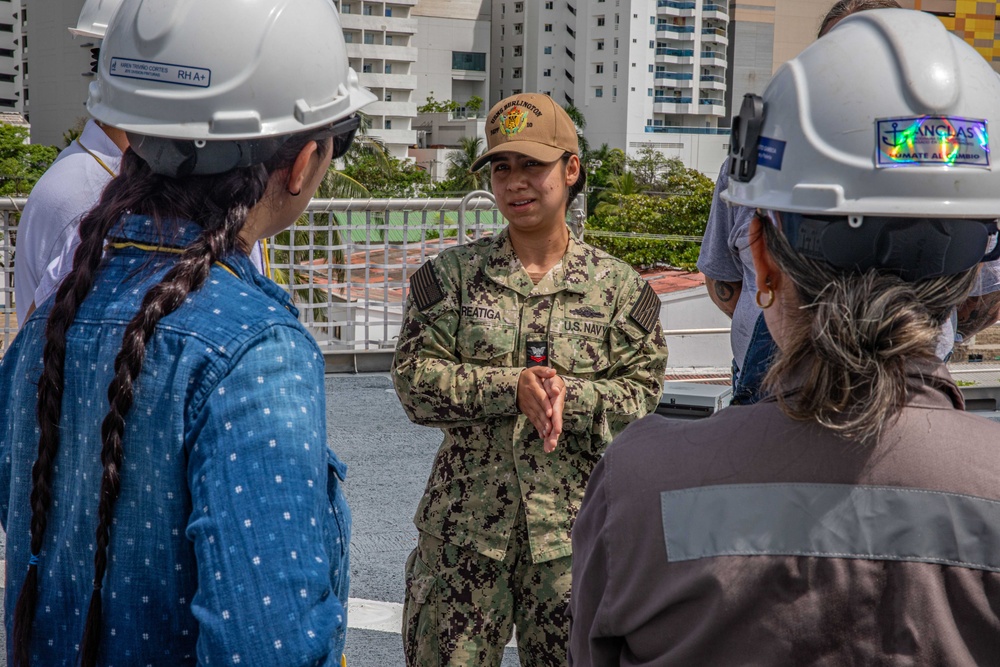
[
  {"xmin": 13, "ymin": 130, "xmax": 331, "ymax": 667},
  {"xmin": 818, "ymin": 0, "xmax": 901, "ymax": 37},
  {"xmin": 562, "ymin": 152, "xmax": 587, "ymax": 205},
  {"xmin": 757, "ymin": 219, "xmax": 977, "ymax": 444}
]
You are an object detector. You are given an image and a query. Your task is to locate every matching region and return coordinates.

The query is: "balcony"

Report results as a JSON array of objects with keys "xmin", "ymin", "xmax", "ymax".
[
  {"xmin": 657, "ymin": 24, "xmax": 695, "ymax": 34},
  {"xmin": 700, "ymin": 51, "xmax": 727, "ymax": 68},
  {"xmin": 654, "ymin": 98, "xmax": 695, "ymax": 114},
  {"xmin": 346, "ymin": 43, "xmax": 418, "ymax": 62},
  {"xmin": 703, "ymin": 3, "xmax": 729, "ymax": 19},
  {"xmin": 365, "ymin": 100, "xmax": 418, "ymax": 117},
  {"xmin": 657, "ymin": 0, "xmax": 696, "ymax": 17},
  {"xmin": 699, "ymin": 98, "xmax": 726, "ymax": 116},
  {"xmin": 340, "ymin": 13, "xmax": 417, "ymax": 33},
  {"xmin": 699, "ymin": 74, "xmax": 725, "ymax": 90},
  {"xmin": 655, "ymin": 71, "xmax": 693, "ymax": 81},
  {"xmin": 701, "ymin": 26, "xmax": 729, "ymax": 45},
  {"xmin": 368, "ymin": 127, "xmax": 417, "ymax": 146},
  {"xmin": 655, "ymin": 47, "xmax": 694, "ymax": 65},
  {"xmin": 357, "ymin": 72, "xmax": 417, "ymax": 89}
]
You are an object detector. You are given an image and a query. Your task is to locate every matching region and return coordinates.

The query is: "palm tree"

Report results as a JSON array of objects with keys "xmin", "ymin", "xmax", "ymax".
[
  {"xmin": 594, "ymin": 171, "xmax": 641, "ymax": 217},
  {"xmin": 563, "ymin": 104, "xmax": 590, "ymax": 156},
  {"xmin": 321, "ymin": 111, "xmax": 390, "ymax": 198},
  {"xmin": 444, "ymin": 136, "xmax": 489, "ymax": 193}
]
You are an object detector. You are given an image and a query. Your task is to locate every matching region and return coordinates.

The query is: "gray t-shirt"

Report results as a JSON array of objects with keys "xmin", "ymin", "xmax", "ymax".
[{"xmin": 698, "ymin": 159, "xmax": 1000, "ymax": 365}]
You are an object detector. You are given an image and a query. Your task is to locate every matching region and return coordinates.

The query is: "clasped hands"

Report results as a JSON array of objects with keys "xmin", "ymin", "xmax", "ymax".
[{"xmin": 517, "ymin": 367, "xmax": 566, "ymax": 453}]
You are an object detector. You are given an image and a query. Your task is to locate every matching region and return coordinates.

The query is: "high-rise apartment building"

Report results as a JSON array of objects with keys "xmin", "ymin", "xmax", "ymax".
[
  {"xmin": 410, "ymin": 0, "xmax": 491, "ymax": 180},
  {"xmin": 0, "ymin": 0, "xmax": 25, "ymax": 115},
  {"xmin": 335, "ymin": 0, "xmax": 419, "ymax": 159},
  {"xmin": 492, "ymin": 0, "xmax": 730, "ymax": 177}
]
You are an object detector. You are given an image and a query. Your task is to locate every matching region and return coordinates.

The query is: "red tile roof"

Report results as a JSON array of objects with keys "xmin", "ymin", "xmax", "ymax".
[{"xmin": 640, "ymin": 268, "xmax": 707, "ymax": 296}]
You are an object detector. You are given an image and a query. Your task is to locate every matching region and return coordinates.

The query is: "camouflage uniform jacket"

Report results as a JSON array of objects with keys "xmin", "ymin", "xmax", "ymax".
[{"xmin": 392, "ymin": 229, "xmax": 669, "ymax": 563}]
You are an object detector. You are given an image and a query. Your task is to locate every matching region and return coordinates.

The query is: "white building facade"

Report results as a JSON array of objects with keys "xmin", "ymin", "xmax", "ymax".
[
  {"xmin": 334, "ymin": 0, "xmax": 419, "ymax": 159},
  {"xmin": 410, "ymin": 0, "xmax": 490, "ymax": 179},
  {"xmin": 0, "ymin": 0, "xmax": 25, "ymax": 116},
  {"xmin": 492, "ymin": 0, "xmax": 730, "ymax": 178}
]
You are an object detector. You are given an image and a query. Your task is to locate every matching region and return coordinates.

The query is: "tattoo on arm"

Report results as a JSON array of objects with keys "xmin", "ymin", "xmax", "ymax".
[
  {"xmin": 714, "ymin": 281, "xmax": 736, "ymax": 303},
  {"xmin": 957, "ymin": 291, "xmax": 1000, "ymax": 338}
]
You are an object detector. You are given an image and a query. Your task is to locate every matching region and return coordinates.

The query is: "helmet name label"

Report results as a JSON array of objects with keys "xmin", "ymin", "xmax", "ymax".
[
  {"xmin": 876, "ymin": 116, "xmax": 989, "ymax": 168},
  {"xmin": 109, "ymin": 57, "xmax": 212, "ymax": 89},
  {"xmin": 756, "ymin": 136, "xmax": 786, "ymax": 171}
]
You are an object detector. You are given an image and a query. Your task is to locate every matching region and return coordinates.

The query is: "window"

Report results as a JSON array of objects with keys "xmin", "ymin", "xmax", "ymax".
[
  {"xmin": 363, "ymin": 4, "xmax": 374, "ymax": 15},
  {"xmin": 648, "ymin": 64, "xmax": 653, "ymax": 72},
  {"xmin": 384, "ymin": 63, "xmax": 392, "ymax": 73},
  {"xmin": 597, "ymin": 16, "xmax": 605, "ymax": 26},
  {"xmin": 614, "ymin": 62, "xmax": 619, "ymax": 72},
  {"xmin": 343, "ymin": 32, "xmax": 354, "ymax": 43},
  {"xmin": 364, "ymin": 33, "xmax": 374, "ymax": 44},
  {"xmin": 0, "ymin": 23, "xmax": 12, "ymax": 32},
  {"xmin": 649, "ymin": 40, "xmax": 654, "ymax": 48},
  {"xmin": 385, "ymin": 6, "xmax": 392, "ymax": 16},
  {"xmin": 544, "ymin": 46, "xmax": 552, "ymax": 54},
  {"xmin": 543, "ymin": 68, "xmax": 552, "ymax": 76},
  {"xmin": 342, "ymin": 3, "xmax": 351, "ymax": 13},
  {"xmin": 385, "ymin": 35, "xmax": 393, "ymax": 45},
  {"xmin": 385, "ymin": 119, "xmax": 392, "ymax": 129},
  {"xmin": 514, "ymin": 45, "xmax": 522, "ymax": 57},
  {"xmin": 515, "ymin": 2, "xmax": 523, "ymax": 11},
  {"xmin": 650, "ymin": 16, "xmax": 655, "ymax": 24},
  {"xmin": 501, "ymin": 47, "xmax": 505, "ymax": 58},
  {"xmin": 544, "ymin": 24, "xmax": 552, "ymax": 32},
  {"xmin": 362, "ymin": 63, "xmax": 372, "ymax": 73},
  {"xmin": 513, "ymin": 67, "xmax": 522, "ymax": 79},
  {"xmin": 545, "ymin": 1, "xmax": 553, "ymax": 7},
  {"xmin": 595, "ymin": 64, "xmax": 604, "ymax": 74},
  {"xmin": 385, "ymin": 91, "xmax": 393, "ymax": 101},
  {"xmin": 597, "ymin": 40, "xmax": 604, "ymax": 50},
  {"xmin": 648, "ymin": 88, "xmax": 653, "ymax": 96},
  {"xmin": 513, "ymin": 88, "xmax": 522, "ymax": 94},
  {"xmin": 595, "ymin": 87, "xmax": 603, "ymax": 98},
  {"xmin": 452, "ymin": 52, "xmax": 487, "ymax": 71},
  {"xmin": 514, "ymin": 23, "xmax": 523, "ymax": 34}
]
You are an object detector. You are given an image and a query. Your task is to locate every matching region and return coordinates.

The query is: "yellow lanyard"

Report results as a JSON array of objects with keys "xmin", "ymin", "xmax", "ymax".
[
  {"xmin": 108, "ymin": 241, "xmax": 239, "ymax": 279},
  {"xmin": 260, "ymin": 237, "xmax": 272, "ymax": 280},
  {"xmin": 76, "ymin": 138, "xmax": 118, "ymax": 178}
]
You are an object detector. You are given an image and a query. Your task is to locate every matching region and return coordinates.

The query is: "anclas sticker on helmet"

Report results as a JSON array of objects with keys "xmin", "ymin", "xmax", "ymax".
[
  {"xmin": 876, "ymin": 116, "xmax": 989, "ymax": 168},
  {"xmin": 108, "ymin": 57, "xmax": 211, "ymax": 89}
]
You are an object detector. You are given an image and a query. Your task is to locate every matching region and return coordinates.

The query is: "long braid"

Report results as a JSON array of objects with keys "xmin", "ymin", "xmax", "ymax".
[
  {"xmin": 79, "ymin": 225, "xmax": 231, "ymax": 666},
  {"xmin": 12, "ymin": 155, "xmax": 159, "ymax": 667},
  {"xmin": 77, "ymin": 169, "xmax": 267, "ymax": 665}
]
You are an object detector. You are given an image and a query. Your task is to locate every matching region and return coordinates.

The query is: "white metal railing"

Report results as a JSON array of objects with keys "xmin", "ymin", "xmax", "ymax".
[{"xmin": 0, "ymin": 196, "xmax": 509, "ymax": 356}]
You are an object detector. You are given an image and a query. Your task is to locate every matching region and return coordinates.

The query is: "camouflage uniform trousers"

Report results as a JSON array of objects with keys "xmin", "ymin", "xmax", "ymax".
[{"xmin": 402, "ymin": 506, "xmax": 571, "ymax": 667}]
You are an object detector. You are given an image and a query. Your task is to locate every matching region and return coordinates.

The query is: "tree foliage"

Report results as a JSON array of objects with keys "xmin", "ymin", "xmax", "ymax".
[
  {"xmin": 0, "ymin": 124, "xmax": 58, "ymax": 196},
  {"xmin": 585, "ymin": 163, "xmax": 714, "ymax": 270},
  {"xmin": 339, "ymin": 150, "xmax": 430, "ymax": 198}
]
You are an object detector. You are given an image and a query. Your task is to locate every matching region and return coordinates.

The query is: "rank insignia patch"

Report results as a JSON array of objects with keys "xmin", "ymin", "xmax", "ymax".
[{"xmin": 526, "ymin": 341, "xmax": 549, "ymax": 367}]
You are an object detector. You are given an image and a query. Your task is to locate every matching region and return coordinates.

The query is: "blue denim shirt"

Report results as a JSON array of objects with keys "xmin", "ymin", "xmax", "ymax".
[{"xmin": 0, "ymin": 215, "xmax": 350, "ymax": 666}]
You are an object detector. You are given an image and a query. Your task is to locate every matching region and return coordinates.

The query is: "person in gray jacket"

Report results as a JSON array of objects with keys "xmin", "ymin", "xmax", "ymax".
[{"xmin": 570, "ymin": 9, "xmax": 1000, "ymax": 666}]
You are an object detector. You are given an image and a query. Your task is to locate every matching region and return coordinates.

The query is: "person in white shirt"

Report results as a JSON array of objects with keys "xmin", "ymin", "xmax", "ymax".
[{"xmin": 14, "ymin": 0, "xmax": 267, "ymax": 325}]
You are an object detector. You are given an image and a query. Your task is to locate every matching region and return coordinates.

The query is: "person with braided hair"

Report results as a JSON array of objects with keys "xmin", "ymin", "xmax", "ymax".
[{"xmin": 0, "ymin": 1, "xmax": 374, "ymax": 665}]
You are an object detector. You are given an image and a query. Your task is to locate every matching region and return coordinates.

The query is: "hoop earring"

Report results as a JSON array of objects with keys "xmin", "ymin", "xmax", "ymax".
[{"xmin": 756, "ymin": 287, "xmax": 775, "ymax": 309}]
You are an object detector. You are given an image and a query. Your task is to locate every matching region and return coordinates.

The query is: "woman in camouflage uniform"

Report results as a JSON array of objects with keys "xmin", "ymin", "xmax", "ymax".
[{"xmin": 392, "ymin": 93, "xmax": 669, "ymax": 666}]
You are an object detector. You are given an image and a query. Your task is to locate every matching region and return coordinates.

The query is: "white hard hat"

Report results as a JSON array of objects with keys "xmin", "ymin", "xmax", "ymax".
[
  {"xmin": 725, "ymin": 8, "xmax": 1000, "ymax": 280},
  {"xmin": 725, "ymin": 8, "xmax": 1000, "ymax": 219},
  {"xmin": 87, "ymin": 0, "xmax": 375, "ymax": 147},
  {"xmin": 69, "ymin": 0, "xmax": 123, "ymax": 39}
]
